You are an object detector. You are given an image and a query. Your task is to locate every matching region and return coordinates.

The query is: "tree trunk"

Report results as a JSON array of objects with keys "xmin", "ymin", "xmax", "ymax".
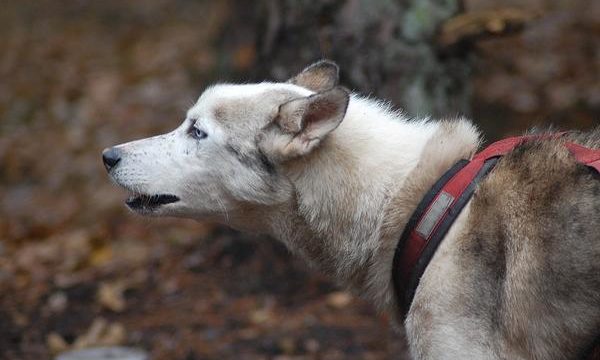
[{"xmin": 230, "ymin": 0, "xmax": 472, "ymax": 118}]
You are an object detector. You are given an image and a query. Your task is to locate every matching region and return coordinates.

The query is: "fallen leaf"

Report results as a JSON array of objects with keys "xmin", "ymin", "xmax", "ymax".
[
  {"xmin": 326, "ymin": 291, "xmax": 352, "ymax": 309},
  {"xmin": 72, "ymin": 318, "xmax": 127, "ymax": 349},
  {"xmin": 97, "ymin": 281, "xmax": 126, "ymax": 312},
  {"xmin": 249, "ymin": 308, "xmax": 273, "ymax": 325},
  {"xmin": 47, "ymin": 332, "xmax": 68, "ymax": 355}
]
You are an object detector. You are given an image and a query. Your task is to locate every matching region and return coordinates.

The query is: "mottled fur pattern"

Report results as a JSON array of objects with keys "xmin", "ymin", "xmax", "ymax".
[
  {"xmin": 104, "ymin": 61, "xmax": 600, "ymax": 359},
  {"xmin": 406, "ymin": 134, "xmax": 600, "ymax": 359}
]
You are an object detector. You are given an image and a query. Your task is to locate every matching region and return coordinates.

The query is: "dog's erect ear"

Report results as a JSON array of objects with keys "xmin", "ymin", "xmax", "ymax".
[
  {"xmin": 288, "ymin": 60, "xmax": 339, "ymax": 92},
  {"xmin": 268, "ymin": 86, "xmax": 349, "ymax": 159}
]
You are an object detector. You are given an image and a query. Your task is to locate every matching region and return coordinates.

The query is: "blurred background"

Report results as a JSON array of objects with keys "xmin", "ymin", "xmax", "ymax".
[{"xmin": 0, "ymin": 0, "xmax": 598, "ymax": 359}]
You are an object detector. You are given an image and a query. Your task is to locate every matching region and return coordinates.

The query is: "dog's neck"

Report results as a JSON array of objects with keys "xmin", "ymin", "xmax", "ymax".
[{"xmin": 234, "ymin": 96, "xmax": 480, "ymax": 315}]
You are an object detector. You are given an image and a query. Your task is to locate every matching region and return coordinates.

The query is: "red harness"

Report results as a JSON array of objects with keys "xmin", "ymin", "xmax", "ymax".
[{"xmin": 392, "ymin": 135, "xmax": 600, "ymax": 315}]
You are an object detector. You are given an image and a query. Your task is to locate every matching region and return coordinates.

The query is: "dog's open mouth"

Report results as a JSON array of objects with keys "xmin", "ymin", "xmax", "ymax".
[{"xmin": 125, "ymin": 193, "xmax": 180, "ymax": 210}]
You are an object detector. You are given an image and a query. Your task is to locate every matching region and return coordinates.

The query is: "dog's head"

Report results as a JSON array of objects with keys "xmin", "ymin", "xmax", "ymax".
[{"xmin": 103, "ymin": 60, "xmax": 349, "ymax": 220}]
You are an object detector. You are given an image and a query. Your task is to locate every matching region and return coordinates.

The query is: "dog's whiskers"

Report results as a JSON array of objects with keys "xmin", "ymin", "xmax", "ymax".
[{"xmin": 215, "ymin": 194, "xmax": 229, "ymax": 223}]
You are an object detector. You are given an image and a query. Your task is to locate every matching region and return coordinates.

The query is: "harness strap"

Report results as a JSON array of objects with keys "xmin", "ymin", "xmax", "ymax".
[{"xmin": 566, "ymin": 143, "xmax": 600, "ymax": 173}]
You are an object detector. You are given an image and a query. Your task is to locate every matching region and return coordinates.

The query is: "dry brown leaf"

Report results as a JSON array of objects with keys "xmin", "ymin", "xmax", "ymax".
[
  {"xmin": 249, "ymin": 308, "xmax": 273, "ymax": 325},
  {"xmin": 72, "ymin": 318, "xmax": 127, "ymax": 350},
  {"xmin": 326, "ymin": 291, "xmax": 352, "ymax": 309},
  {"xmin": 47, "ymin": 332, "xmax": 69, "ymax": 355},
  {"xmin": 97, "ymin": 281, "xmax": 126, "ymax": 312},
  {"xmin": 89, "ymin": 244, "xmax": 113, "ymax": 267}
]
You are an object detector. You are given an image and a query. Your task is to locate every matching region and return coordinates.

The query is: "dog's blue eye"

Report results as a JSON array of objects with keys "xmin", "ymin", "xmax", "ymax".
[{"xmin": 192, "ymin": 127, "xmax": 208, "ymax": 140}]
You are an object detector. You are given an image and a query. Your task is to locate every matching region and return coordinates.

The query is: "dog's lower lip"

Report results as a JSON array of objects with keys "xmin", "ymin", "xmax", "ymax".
[{"xmin": 126, "ymin": 194, "xmax": 180, "ymax": 209}]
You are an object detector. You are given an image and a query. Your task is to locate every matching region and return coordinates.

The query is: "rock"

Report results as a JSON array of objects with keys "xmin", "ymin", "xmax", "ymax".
[{"xmin": 55, "ymin": 347, "xmax": 148, "ymax": 360}]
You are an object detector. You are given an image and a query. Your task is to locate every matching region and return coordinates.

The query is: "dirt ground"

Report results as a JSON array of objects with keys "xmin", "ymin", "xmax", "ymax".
[{"xmin": 0, "ymin": 1, "xmax": 597, "ymax": 359}]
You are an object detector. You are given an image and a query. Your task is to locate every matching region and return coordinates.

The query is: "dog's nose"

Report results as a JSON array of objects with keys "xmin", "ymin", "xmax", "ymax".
[{"xmin": 102, "ymin": 147, "xmax": 121, "ymax": 171}]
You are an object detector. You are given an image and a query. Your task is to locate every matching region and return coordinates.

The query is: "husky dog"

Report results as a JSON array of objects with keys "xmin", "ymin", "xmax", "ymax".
[{"xmin": 103, "ymin": 61, "xmax": 599, "ymax": 359}]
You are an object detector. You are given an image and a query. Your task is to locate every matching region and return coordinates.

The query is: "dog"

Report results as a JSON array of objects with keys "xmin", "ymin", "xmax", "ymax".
[{"xmin": 103, "ymin": 60, "xmax": 599, "ymax": 359}]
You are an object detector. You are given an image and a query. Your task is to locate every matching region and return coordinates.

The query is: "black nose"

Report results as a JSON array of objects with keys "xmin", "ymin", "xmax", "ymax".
[{"xmin": 102, "ymin": 147, "xmax": 121, "ymax": 171}]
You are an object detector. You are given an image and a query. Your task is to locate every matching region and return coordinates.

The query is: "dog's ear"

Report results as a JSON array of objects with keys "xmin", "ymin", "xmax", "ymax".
[
  {"xmin": 264, "ymin": 86, "xmax": 349, "ymax": 160},
  {"xmin": 288, "ymin": 60, "xmax": 339, "ymax": 92}
]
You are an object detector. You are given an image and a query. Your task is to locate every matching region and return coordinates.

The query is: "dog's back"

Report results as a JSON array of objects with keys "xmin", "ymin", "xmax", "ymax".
[{"xmin": 411, "ymin": 131, "xmax": 600, "ymax": 359}]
